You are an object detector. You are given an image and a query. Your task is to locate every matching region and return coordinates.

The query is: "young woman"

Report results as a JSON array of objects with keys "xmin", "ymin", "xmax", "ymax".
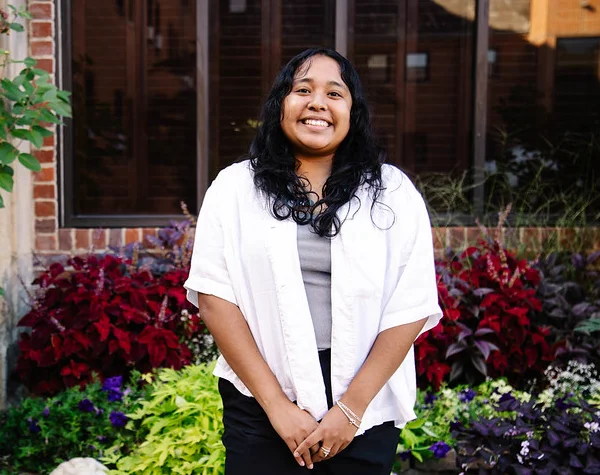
[{"xmin": 184, "ymin": 48, "xmax": 442, "ymax": 475}]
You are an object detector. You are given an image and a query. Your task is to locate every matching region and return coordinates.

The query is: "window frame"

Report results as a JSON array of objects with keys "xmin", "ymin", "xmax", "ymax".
[{"xmin": 57, "ymin": 0, "xmax": 210, "ymax": 228}]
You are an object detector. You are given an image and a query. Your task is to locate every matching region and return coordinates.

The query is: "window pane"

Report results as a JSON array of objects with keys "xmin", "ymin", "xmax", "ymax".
[
  {"xmin": 407, "ymin": 0, "xmax": 475, "ymax": 176},
  {"xmin": 146, "ymin": 0, "xmax": 198, "ymax": 214},
  {"xmin": 210, "ymin": 1, "xmax": 335, "ymax": 181},
  {"xmin": 353, "ymin": 0, "xmax": 475, "ymax": 181},
  {"xmin": 281, "ymin": 0, "xmax": 336, "ymax": 62},
  {"xmin": 210, "ymin": 0, "xmax": 263, "ymax": 180},
  {"xmin": 72, "ymin": 0, "xmax": 197, "ymax": 216},
  {"xmin": 354, "ymin": 0, "xmax": 403, "ymax": 167},
  {"xmin": 485, "ymin": 1, "xmax": 600, "ymax": 223}
]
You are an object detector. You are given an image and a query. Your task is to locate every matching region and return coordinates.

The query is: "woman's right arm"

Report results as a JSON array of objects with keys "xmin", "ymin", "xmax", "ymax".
[{"xmin": 197, "ymin": 293, "xmax": 319, "ymax": 469}]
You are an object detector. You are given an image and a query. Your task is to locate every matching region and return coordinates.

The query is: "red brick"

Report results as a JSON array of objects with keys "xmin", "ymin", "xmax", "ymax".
[
  {"xmin": 502, "ymin": 228, "xmax": 520, "ymax": 251},
  {"xmin": 75, "ymin": 229, "xmax": 90, "ymax": 249},
  {"xmin": 521, "ymin": 227, "xmax": 541, "ymax": 254},
  {"xmin": 35, "ymin": 218, "xmax": 56, "ymax": 233},
  {"xmin": 574, "ymin": 227, "xmax": 596, "ymax": 250},
  {"xmin": 31, "ymin": 41, "xmax": 53, "ymax": 56},
  {"xmin": 43, "ymin": 135, "xmax": 55, "ymax": 147},
  {"xmin": 33, "ymin": 184, "xmax": 54, "ymax": 199},
  {"xmin": 91, "ymin": 229, "xmax": 107, "ymax": 249},
  {"xmin": 109, "ymin": 229, "xmax": 123, "ymax": 247},
  {"xmin": 592, "ymin": 227, "xmax": 600, "ymax": 252},
  {"xmin": 36, "ymin": 235, "xmax": 56, "ymax": 251},
  {"xmin": 33, "ymin": 149, "xmax": 54, "ymax": 164},
  {"xmin": 125, "ymin": 229, "xmax": 141, "ymax": 244},
  {"xmin": 432, "ymin": 228, "xmax": 445, "ymax": 251},
  {"xmin": 539, "ymin": 227, "xmax": 558, "ymax": 250},
  {"xmin": 558, "ymin": 228, "xmax": 577, "ymax": 251},
  {"xmin": 31, "ymin": 22, "xmax": 52, "ymax": 38},
  {"xmin": 33, "ymin": 166, "xmax": 54, "ymax": 183},
  {"xmin": 142, "ymin": 228, "xmax": 159, "ymax": 248},
  {"xmin": 58, "ymin": 229, "xmax": 73, "ymax": 251},
  {"xmin": 29, "ymin": 3, "xmax": 52, "ymax": 20},
  {"xmin": 465, "ymin": 227, "xmax": 481, "ymax": 246},
  {"xmin": 35, "ymin": 200, "xmax": 55, "ymax": 218},
  {"xmin": 448, "ymin": 227, "xmax": 466, "ymax": 251},
  {"xmin": 36, "ymin": 58, "xmax": 54, "ymax": 73}
]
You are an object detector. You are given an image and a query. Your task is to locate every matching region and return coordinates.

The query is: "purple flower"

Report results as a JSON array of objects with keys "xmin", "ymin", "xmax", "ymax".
[
  {"xmin": 102, "ymin": 376, "xmax": 123, "ymax": 392},
  {"xmin": 97, "ymin": 435, "xmax": 107, "ymax": 442},
  {"xmin": 106, "ymin": 389, "xmax": 123, "ymax": 402},
  {"xmin": 27, "ymin": 417, "xmax": 41, "ymax": 434},
  {"xmin": 103, "ymin": 376, "xmax": 124, "ymax": 402},
  {"xmin": 459, "ymin": 388, "xmax": 476, "ymax": 402},
  {"xmin": 429, "ymin": 441, "xmax": 451, "ymax": 459},
  {"xmin": 109, "ymin": 410, "xmax": 128, "ymax": 428},
  {"xmin": 78, "ymin": 398, "xmax": 95, "ymax": 412},
  {"xmin": 42, "ymin": 406, "xmax": 50, "ymax": 417},
  {"xmin": 399, "ymin": 450, "xmax": 411, "ymax": 461},
  {"xmin": 424, "ymin": 392, "xmax": 438, "ymax": 405}
]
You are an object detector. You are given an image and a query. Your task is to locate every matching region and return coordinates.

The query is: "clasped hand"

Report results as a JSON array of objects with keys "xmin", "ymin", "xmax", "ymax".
[{"xmin": 267, "ymin": 399, "xmax": 358, "ymax": 469}]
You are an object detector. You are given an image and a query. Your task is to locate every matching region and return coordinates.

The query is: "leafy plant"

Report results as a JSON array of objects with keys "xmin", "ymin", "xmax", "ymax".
[
  {"xmin": 0, "ymin": 5, "xmax": 72, "ymax": 208},
  {"xmin": 416, "ymin": 226, "xmax": 559, "ymax": 390},
  {"xmin": 453, "ymin": 394, "xmax": 600, "ymax": 474},
  {"xmin": 0, "ymin": 373, "xmax": 147, "ymax": 475},
  {"xmin": 16, "ymin": 254, "xmax": 204, "ymax": 395},
  {"xmin": 536, "ymin": 251, "xmax": 600, "ymax": 367},
  {"xmin": 106, "ymin": 363, "xmax": 225, "ymax": 475}
]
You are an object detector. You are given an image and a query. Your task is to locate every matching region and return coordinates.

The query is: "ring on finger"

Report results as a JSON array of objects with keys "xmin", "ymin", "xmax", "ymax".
[{"xmin": 320, "ymin": 446, "xmax": 332, "ymax": 457}]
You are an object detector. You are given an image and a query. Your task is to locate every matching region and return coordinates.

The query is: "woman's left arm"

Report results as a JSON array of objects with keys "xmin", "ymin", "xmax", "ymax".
[{"xmin": 294, "ymin": 317, "xmax": 427, "ymax": 462}]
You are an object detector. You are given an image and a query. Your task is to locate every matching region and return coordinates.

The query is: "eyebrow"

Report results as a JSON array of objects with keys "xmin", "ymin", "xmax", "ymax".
[{"xmin": 294, "ymin": 77, "xmax": 348, "ymax": 91}]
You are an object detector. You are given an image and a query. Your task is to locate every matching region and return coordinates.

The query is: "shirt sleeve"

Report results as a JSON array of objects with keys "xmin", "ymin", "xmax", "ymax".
[
  {"xmin": 184, "ymin": 176, "xmax": 238, "ymax": 308},
  {"xmin": 379, "ymin": 184, "xmax": 442, "ymax": 336}
]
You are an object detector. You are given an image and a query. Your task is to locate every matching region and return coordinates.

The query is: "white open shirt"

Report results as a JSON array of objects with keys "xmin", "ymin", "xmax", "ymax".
[{"xmin": 184, "ymin": 160, "xmax": 442, "ymax": 435}]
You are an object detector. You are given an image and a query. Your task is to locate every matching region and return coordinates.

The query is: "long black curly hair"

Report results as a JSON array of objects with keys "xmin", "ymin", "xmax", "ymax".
[{"xmin": 246, "ymin": 47, "xmax": 385, "ymax": 238}]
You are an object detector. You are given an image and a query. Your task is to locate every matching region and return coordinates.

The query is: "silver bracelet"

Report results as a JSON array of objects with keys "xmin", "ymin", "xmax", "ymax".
[
  {"xmin": 337, "ymin": 400, "xmax": 362, "ymax": 422},
  {"xmin": 336, "ymin": 401, "xmax": 361, "ymax": 429}
]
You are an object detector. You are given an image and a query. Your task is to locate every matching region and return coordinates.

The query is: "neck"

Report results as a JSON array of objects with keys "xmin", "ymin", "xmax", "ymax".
[
  {"xmin": 296, "ymin": 155, "xmax": 333, "ymax": 200},
  {"xmin": 296, "ymin": 155, "xmax": 333, "ymax": 179}
]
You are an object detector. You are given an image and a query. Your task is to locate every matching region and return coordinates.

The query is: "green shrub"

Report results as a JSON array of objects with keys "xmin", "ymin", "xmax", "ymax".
[
  {"xmin": 105, "ymin": 363, "xmax": 225, "ymax": 475},
  {"xmin": 0, "ymin": 373, "xmax": 147, "ymax": 475}
]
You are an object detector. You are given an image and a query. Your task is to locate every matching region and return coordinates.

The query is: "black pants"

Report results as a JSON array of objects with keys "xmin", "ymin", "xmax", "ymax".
[{"xmin": 219, "ymin": 350, "xmax": 400, "ymax": 475}]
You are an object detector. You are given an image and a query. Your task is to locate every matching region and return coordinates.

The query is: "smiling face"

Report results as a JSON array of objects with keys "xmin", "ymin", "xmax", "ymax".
[{"xmin": 280, "ymin": 55, "xmax": 353, "ymax": 162}]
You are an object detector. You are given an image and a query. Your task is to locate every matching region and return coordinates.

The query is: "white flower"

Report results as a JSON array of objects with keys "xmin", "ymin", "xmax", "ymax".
[
  {"xmin": 584, "ymin": 422, "xmax": 599, "ymax": 433},
  {"xmin": 49, "ymin": 458, "xmax": 108, "ymax": 475},
  {"xmin": 520, "ymin": 440, "xmax": 530, "ymax": 457}
]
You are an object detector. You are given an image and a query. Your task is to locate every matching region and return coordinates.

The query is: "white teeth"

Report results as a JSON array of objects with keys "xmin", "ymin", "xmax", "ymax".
[{"xmin": 303, "ymin": 119, "xmax": 329, "ymax": 127}]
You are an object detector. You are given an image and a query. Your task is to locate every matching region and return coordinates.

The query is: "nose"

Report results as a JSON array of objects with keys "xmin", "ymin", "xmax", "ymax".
[{"xmin": 307, "ymin": 98, "xmax": 327, "ymax": 111}]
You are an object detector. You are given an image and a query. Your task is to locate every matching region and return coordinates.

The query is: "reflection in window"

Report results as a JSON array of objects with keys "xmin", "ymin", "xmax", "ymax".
[
  {"xmin": 406, "ymin": 53, "xmax": 429, "ymax": 82},
  {"xmin": 488, "ymin": 49, "xmax": 497, "ymax": 77},
  {"xmin": 484, "ymin": 0, "xmax": 599, "ymax": 225},
  {"xmin": 353, "ymin": 0, "xmax": 475, "ymax": 184}
]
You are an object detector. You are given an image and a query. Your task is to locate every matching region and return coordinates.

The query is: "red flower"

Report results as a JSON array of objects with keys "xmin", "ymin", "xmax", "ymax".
[
  {"xmin": 415, "ymin": 239, "xmax": 560, "ymax": 390},
  {"xmin": 16, "ymin": 254, "xmax": 201, "ymax": 395}
]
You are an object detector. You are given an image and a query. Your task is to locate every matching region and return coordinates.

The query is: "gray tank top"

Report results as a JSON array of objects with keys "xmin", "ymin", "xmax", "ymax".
[{"xmin": 297, "ymin": 223, "xmax": 332, "ymax": 350}]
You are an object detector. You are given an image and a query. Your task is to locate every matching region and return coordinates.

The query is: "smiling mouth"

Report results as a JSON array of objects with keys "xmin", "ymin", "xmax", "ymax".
[{"xmin": 301, "ymin": 119, "xmax": 330, "ymax": 127}]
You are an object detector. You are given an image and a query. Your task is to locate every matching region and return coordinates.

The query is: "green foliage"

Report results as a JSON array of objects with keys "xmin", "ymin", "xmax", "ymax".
[
  {"xmin": 106, "ymin": 363, "xmax": 225, "ymax": 475},
  {"xmin": 0, "ymin": 373, "xmax": 148, "ymax": 475},
  {"xmin": 0, "ymin": 6, "xmax": 72, "ymax": 208}
]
